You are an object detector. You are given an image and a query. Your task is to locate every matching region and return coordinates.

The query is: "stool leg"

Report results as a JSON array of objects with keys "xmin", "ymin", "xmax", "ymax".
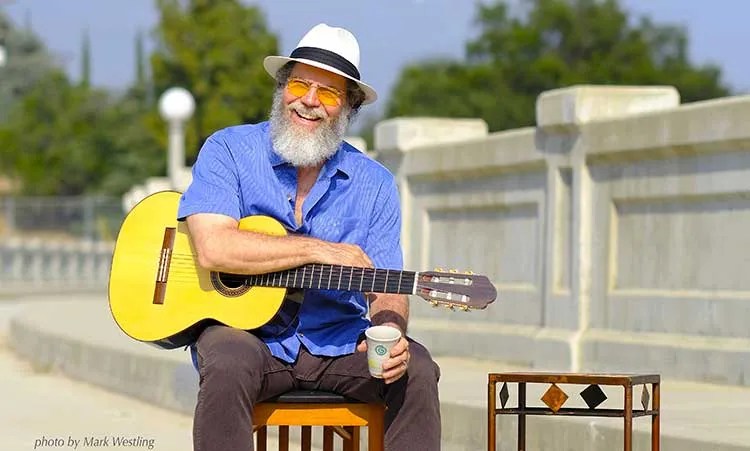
[
  {"xmin": 278, "ymin": 426, "xmax": 289, "ymax": 451},
  {"xmin": 488, "ymin": 380, "xmax": 497, "ymax": 451},
  {"xmin": 624, "ymin": 386, "xmax": 633, "ymax": 451},
  {"xmin": 652, "ymin": 382, "xmax": 661, "ymax": 451},
  {"xmin": 256, "ymin": 426, "xmax": 267, "ymax": 451},
  {"xmin": 342, "ymin": 426, "xmax": 360, "ymax": 451},
  {"xmin": 301, "ymin": 426, "xmax": 312, "ymax": 451},
  {"xmin": 368, "ymin": 405, "xmax": 385, "ymax": 451},
  {"xmin": 323, "ymin": 426, "xmax": 334, "ymax": 451}
]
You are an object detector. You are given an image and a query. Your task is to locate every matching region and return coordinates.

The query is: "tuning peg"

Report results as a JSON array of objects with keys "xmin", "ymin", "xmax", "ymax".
[
  {"xmin": 448, "ymin": 305, "xmax": 455, "ymax": 311},
  {"xmin": 462, "ymin": 306, "xmax": 470, "ymax": 312},
  {"xmin": 434, "ymin": 267, "xmax": 444, "ymax": 272},
  {"xmin": 467, "ymin": 270, "xmax": 474, "ymax": 275},
  {"xmin": 449, "ymin": 269, "xmax": 458, "ymax": 273},
  {"xmin": 431, "ymin": 301, "xmax": 440, "ymax": 308}
]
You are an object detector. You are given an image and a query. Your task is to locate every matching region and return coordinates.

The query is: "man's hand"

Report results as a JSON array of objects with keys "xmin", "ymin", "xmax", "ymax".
[{"xmin": 357, "ymin": 335, "xmax": 410, "ymax": 384}]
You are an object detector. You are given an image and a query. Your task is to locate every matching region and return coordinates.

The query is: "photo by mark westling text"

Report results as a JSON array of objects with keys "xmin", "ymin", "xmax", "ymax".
[{"xmin": 34, "ymin": 434, "xmax": 156, "ymax": 449}]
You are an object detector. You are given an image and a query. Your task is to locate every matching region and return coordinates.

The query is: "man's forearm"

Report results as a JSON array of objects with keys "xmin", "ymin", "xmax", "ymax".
[
  {"xmin": 192, "ymin": 224, "xmax": 326, "ymax": 275},
  {"xmin": 369, "ymin": 293, "xmax": 409, "ymax": 334},
  {"xmin": 186, "ymin": 214, "xmax": 373, "ymax": 276}
]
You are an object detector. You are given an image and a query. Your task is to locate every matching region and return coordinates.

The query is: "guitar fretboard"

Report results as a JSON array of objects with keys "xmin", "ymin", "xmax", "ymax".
[{"xmin": 244, "ymin": 264, "xmax": 417, "ymax": 294}]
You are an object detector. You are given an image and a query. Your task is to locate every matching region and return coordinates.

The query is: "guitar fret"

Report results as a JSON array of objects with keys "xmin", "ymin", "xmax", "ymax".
[
  {"xmin": 285, "ymin": 270, "xmax": 289, "ymax": 287},
  {"xmin": 318, "ymin": 264, "xmax": 323, "ymax": 289},
  {"xmin": 384, "ymin": 269, "xmax": 390, "ymax": 293},
  {"xmin": 272, "ymin": 272, "xmax": 278, "ymax": 287},
  {"xmin": 370, "ymin": 269, "xmax": 376, "ymax": 292},
  {"xmin": 337, "ymin": 266, "xmax": 343, "ymax": 290},
  {"xmin": 348, "ymin": 267, "xmax": 353, "ymax": 290},
  {"xmin": 293, "ymin": 268, "xmax": 298, "ymax": 288},
  {"xmin": 359, "ymin": 268, "xmax": 364, "ymax": 292},
  {"xmin": 302, "ymin": 266, "xmax": 307, "ymax": 288},
  {"xmin": 397, "ymin": 271, "xmax": 403, "ymax": 294},
  {"xmin": 327, "ymin": 265, "xmax": 333, "ymax": 290}
]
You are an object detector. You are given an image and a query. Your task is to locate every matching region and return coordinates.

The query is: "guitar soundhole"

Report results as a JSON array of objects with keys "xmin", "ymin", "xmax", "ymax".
[
  {"xmin": 218, "ymin": 272, "xmax": 245, "ymax": 288},
  {"xmin": 210, "ymin": 271, "xmax": 250, "ymax": 297}
]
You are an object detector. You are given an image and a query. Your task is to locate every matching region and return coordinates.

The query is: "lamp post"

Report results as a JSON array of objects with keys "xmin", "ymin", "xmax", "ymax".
[{"xmin": 158, "ymin": 87, "xmax": 195, "ymax": 189}]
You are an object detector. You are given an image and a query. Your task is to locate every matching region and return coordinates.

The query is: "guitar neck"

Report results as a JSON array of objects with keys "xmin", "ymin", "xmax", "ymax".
[{"xmin": 244, "ymin": 264, "xmax": 417, "ymax": 295}]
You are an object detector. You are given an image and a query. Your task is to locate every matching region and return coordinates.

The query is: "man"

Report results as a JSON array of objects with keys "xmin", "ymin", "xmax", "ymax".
[{"xmin": 178, "ymin": 23, "xmax": 441, "ymax": 451}]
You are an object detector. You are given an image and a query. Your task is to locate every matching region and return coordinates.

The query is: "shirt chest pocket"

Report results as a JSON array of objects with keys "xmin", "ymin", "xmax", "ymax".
[{"xmin": 312, "ymin": 216, "xmax": 367, "ymax": 246}]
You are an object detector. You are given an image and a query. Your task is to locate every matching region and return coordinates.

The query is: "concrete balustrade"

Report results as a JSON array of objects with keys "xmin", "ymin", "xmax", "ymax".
[
  {"xmin": 375, "ymin": 85, "xmax": 750, "ymax": 387},
  {"xmin": 0, "ymin": 238, "xmax": 112, "ymax": 291}
]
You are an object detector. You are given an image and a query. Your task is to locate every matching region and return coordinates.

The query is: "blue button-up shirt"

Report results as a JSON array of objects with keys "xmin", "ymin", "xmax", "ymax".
[{"xmin": 177, "ymin": 121, "xmax": 403, "ymax": 363}]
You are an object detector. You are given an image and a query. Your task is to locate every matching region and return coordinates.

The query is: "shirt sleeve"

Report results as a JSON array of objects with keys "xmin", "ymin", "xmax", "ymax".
[
  {"xmin": 364, "ymin": 177, "xmax": 404, "ymax": 270},
  {"xmin": 177, "ymin": 132, "xmax": 241, "ymax": 221}
]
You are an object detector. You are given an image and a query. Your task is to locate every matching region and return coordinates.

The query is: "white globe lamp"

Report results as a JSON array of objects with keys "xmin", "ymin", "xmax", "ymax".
[{"xmin": 158, "ymin": 87, "xmax": 195, "ymax": 189}]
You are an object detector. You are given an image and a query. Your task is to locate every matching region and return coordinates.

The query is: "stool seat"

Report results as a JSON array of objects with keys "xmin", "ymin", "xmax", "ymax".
[
  {"xmin": 267, "ymin": 390, "xmax": 355, "ymax": 404},
  {"xmin": 254, "ymin": 389, "xmax": 385, "ymax": 451}
]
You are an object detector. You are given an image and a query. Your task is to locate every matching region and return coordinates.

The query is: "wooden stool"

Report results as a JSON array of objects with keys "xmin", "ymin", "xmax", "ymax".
[{"xmin": 254, "ymin": 390, "xmax": 385, "ymax": 451}]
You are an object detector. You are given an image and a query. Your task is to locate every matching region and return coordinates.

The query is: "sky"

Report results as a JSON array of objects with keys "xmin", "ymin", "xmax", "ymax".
[{"xmin": 4, "ymin": 0, "xmax": 750, "ymax": 119}]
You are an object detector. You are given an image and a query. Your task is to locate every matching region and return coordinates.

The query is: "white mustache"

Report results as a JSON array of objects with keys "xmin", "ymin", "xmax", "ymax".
[{"xmin": 290, "ymin": 102, "xmax": 325, "ymax": 120}]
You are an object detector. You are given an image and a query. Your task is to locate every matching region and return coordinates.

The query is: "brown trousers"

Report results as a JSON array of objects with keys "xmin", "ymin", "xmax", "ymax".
[{"xmin": 192, "ymin": 325, "xmax": 442, "ymax": 451}]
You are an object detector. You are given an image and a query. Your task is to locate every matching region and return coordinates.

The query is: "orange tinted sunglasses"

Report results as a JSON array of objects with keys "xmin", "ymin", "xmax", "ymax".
[{"xmin": 286, "ymin": 78, "xmax": 344, "ymax": 107}]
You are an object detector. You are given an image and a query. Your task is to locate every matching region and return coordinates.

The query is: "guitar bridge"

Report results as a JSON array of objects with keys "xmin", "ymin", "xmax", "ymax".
[{"xmin": 153, "ymin": 227, "xmax": 176, "ymax": 305}]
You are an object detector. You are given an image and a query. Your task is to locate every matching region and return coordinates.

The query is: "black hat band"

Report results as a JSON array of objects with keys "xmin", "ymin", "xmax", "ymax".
[{"xmin": 289, "ymin": 47, "xmax": 361, "ymax": 81}]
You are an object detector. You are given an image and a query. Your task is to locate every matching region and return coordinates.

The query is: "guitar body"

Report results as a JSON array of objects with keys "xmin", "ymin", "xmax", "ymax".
[{"xmin": 108, "ymin": 191, "xmax": 292, "ymax": 349}]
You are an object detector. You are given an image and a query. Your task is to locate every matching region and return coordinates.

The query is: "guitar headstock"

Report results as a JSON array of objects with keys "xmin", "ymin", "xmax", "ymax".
[{"xmin": 415, "ymin": 268, "xmax": 497, "ymax": 311}]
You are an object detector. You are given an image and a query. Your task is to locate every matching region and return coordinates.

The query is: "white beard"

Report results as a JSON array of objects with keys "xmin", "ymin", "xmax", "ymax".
[{"xmin": 269, "ymin": 89, "xmax": 350, "ymax": 167}]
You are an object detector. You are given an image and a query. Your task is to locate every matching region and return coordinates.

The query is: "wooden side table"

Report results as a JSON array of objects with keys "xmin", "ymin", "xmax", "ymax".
[{"xmin": 488, "ymin": 372, "xmax": 660, "ymax": 451}]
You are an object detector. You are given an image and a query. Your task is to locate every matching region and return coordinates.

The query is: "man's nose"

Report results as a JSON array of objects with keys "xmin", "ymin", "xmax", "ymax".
[{"xmin": 300, "ymin": 86, "xmax": 321, "ymax": 107}]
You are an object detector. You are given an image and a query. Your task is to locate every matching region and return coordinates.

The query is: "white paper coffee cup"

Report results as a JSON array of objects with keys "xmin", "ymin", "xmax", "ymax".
[{"xmin": 365, "ymin": 325, "xmax": 402, "ymax": 378}]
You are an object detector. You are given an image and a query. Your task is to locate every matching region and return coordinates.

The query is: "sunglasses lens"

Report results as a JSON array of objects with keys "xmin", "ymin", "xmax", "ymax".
[
  {"xmin": 317, "ymin": 88, "xmax": 341, "ymax": 106},
  {"xmin": 286, "ymin": 79, "xmax": 310, "ymax": 97}
]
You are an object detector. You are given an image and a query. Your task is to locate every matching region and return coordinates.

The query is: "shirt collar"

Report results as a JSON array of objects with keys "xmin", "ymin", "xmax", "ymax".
[{"xmin": 265, "ymin": 121, "xmax": 353, "ymax": 179}]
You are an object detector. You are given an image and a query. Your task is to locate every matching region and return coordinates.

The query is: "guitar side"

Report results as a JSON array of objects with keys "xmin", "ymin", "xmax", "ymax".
[{"xmin": 108, "ymin": 191, "xmax": 288, "ymax": 348}]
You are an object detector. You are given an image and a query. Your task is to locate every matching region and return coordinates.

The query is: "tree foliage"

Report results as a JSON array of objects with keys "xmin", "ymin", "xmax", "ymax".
[
  {"xmin": 0, "ymin": 1, "xmax": 278, "ymax": 195},
  {"xmin": 0, "ymin": 12, "xmax": 58, "ymax": 122},
  {"xmin": 386, "ymin": 0, "xmax": 731, "ymax": 132},
  {"xmin": 0, "ymin": 71, "xmax": 162, "ymax": 195},
  {"xmin": 150, "ymin": 0, "xmax": 278, "ymax": 161}
]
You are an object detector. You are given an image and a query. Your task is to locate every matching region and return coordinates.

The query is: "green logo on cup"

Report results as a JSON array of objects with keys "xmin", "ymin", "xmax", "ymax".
[{"xmin": 375, "ymin": 345, "xmax": 387, "ymax": 356}]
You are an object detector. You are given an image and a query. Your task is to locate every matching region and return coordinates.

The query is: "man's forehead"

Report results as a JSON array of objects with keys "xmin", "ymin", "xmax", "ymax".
[{"xmin": 290, "ymin": 63, "xmax": 347, "ymax": 89}]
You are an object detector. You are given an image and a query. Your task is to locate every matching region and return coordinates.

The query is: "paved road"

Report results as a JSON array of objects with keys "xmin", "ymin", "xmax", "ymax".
[{"xmin": 0, "ymin": 345, "xmax": 195, "ymax": 451}]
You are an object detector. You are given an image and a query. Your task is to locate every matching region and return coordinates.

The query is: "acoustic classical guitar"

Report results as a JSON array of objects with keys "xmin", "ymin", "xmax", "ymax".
[{"xmin": 108, "ymin": 191, "xmax": 497, "ymax": 349}]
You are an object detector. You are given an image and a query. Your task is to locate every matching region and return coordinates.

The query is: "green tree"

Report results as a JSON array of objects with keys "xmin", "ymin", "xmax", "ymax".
[
  {"xmin": 80, "ymin": 29, "xmax": 91, "ymax": 88},
  {"xmin": 386, "ymin": 0, "xmax": 730, "ymax": 132},
  {"xmin": 150, "ymin": 0, "xmax": 279, "ymax": 161},
  {"xmin": 0, "ymin": 71, "xmax": 110, "ymax": 194},
  {"xmin": 0, "ymin": 12, "xmax": 58, "ymax": 121}
]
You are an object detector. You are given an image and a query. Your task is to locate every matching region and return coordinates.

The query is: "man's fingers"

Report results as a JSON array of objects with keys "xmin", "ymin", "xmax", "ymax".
[{"xmin": 389, "ymin": 338, "xmax": 409, "ymax": 357}]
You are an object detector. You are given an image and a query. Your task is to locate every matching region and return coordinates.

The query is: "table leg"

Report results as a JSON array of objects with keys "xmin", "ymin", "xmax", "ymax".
[
  {"xmin": 518, "ymin": 382, "xmax": 526, "ymax": 451},
  {"xmin": 488, "ymin": 380, "xmax": 497, "ymax": 451},
  {"xmin": 624, "ymin": 386, "xmax": 633, "ymax": 451},
  {"xmin": 652, "ymin": 382, "xmax": 661, "ymax": 451}
]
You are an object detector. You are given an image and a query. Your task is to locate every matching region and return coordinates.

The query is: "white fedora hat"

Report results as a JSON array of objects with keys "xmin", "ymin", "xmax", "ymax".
[{"xmin": 263, "ymin": 23, "xmax": 377, "ymax": 105}]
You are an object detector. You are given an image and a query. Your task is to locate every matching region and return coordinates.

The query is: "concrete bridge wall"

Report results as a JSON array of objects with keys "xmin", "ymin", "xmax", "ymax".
[{"xmin": 374, "ymin": 85, "xmax": 750, "ymax": 386}]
